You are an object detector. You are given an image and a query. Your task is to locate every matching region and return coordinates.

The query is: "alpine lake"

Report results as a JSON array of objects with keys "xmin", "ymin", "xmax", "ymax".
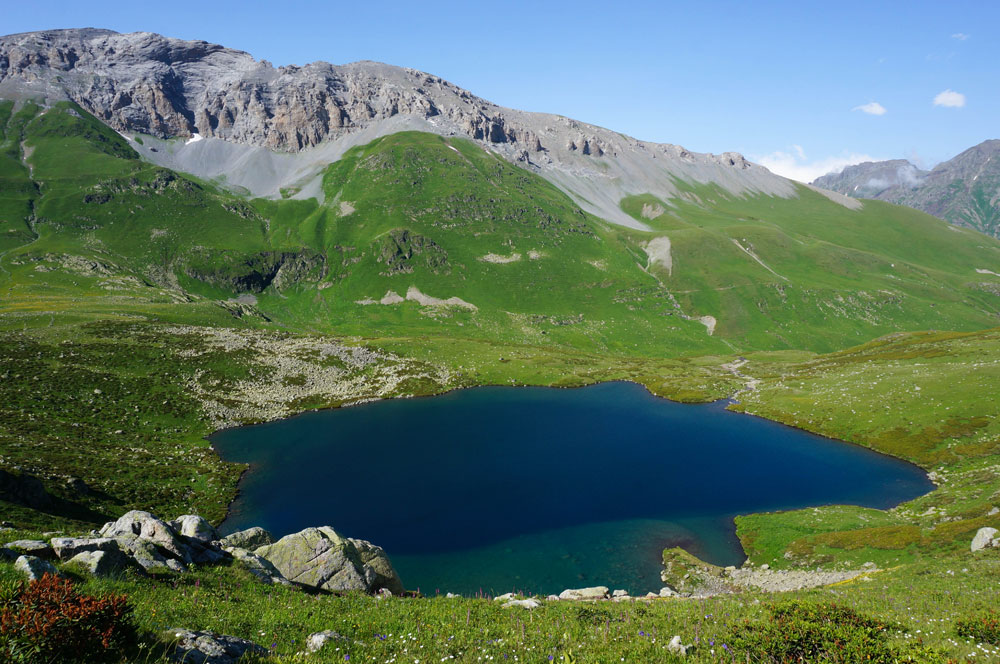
[{"xmin": 211, "ymin": 381, "xmax": 933, "ymax": 596}]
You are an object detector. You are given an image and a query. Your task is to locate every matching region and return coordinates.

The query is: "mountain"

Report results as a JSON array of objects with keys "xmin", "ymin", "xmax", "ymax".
[
  {"xmin": 0, "ymin": 28, "xmax": 814, "ymax": 229},
  {"xmin": 1, "ymin": 28, "xmax": 1000, "ymax": 360},
  {"xmin": 813, "ymin": 140, "xmax": 1000, "ymax": 238}
]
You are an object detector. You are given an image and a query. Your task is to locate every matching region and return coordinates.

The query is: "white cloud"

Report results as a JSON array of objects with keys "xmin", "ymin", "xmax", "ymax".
[
  {"xmin": 933, "ymin": 89, "xmax": 966, "ymax": 108},
  {"xmin": 754, "ymin": 148, "xmax": 879, "ymax": 184},
  {"xmin": 852, "ymin": 102, "xmax": 887, "ymax": 116},
  {"xmin": 951, "ymin": 33, "xmax": 969, "ymax": 40}
]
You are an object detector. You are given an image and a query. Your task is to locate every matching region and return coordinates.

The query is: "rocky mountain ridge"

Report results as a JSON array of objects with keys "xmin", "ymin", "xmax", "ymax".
[
  {"xmin": 813, "ymin": 140, "xmax": 1000, "ymax": 237},
  {"xmin": 0, "ymin": 27, "xmax": 849, "ymax": 228}
]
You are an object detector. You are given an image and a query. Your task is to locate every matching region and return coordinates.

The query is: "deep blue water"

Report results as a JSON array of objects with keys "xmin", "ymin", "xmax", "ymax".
[{"xmin": 211, "ymin": 381, "xmax": 933, "ymax": 595}]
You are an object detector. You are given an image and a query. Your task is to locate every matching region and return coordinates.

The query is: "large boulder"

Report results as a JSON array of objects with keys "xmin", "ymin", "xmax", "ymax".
[
  {"xmin": 14, "ymin": 554, "xmax": 61, "ymax": 582},
  {"xmin": 254, "ymin": 527, "xmax": 403, "ymax": 594},
  {"xmin": 166, "ymin": 629, "xmax": 267, "ymax": 664},
  {"xmin": 971, "ymin": 527, "xmax": 999, "ymax": 552},
  {"xmin": 218, "ymin": 527, "xmax": 273, "ymax": 551},
  {"xmin": 169, "ymin": 515, "xmax": 219, "ymax": 543},
  {"xmin": 100, "ymin": 511, "xmax": 192, "ymax": 563}
]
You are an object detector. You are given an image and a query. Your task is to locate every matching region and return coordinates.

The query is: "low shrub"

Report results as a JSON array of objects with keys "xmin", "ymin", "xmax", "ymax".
[
  {"xmin": 0, "ymin": 573, "xmax": 137, "ymax": 663},
  {"xmin": 956, "ymin": 609, "xmax": 1000, "ymax": 644},
  {"xmin": 726, "ymin": 601, "xmax": 946, "ymax": 663}
]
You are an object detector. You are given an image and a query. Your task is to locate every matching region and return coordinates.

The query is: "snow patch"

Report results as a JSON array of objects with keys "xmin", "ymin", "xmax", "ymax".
[
  {"xmin": 185, "ymin": 133, "xmax": 204, "ymax": 145},
  {"xmin": 976, "ymin": 268, "xmax": 1000, "ymax": 277}
]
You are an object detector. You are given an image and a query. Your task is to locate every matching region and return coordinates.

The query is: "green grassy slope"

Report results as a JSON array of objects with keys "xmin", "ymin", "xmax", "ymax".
[
  {"xmin": 622, "ymin": 188, "xmax": 1000, "ymax": 351},
  {"xmin": 2, "ymin": 102, "xmax": 999, "ymax": 359}
]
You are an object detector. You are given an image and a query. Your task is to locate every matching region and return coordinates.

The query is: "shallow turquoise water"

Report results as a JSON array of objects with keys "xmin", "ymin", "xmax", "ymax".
[{"xmin": 211, "ymin": 382, "xmax": 932, "ymax": 595}]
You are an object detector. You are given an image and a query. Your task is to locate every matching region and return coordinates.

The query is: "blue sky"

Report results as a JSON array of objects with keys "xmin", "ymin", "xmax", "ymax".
[{"xmin": 5, "ymin": 0, "xmax": 996, "ymax": 181}]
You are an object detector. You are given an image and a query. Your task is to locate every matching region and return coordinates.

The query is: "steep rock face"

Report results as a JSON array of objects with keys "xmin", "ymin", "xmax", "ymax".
[
  {"xmin": 813, "ymin": 141, "xmax": 1000, "ymax": 237},
  {"xmin": 0, "ymin": 28, "xmax": 804, "ymax": 228}
]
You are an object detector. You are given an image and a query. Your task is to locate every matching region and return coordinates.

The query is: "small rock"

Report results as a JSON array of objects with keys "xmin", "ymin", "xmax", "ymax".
[
  {"xmin": 5, "ymin": 539, "xmax": 54, "ymax": 559},
  {"xmin": 375, "ymin": 587, "xmax": 392, "ymax": 599},
  {"xmin": 545, "ymin": 594, "xmax": 560, "ymax": 601},
  {"xmin": 612, "ymin": 589, "xmax": 629, "ymax": 598},
  {"xmin": 558, "ymin": 586, "xmax": 609, "ymax": 601},
  {"xmin": 14, "ymin": 554, "xmax": 61, "ymax": 581},
  {"xmin": 971, "ymin": 527, "xmax": 998, "ymax": 552},
  {"xmin": 218, "ymin": 527, "xmax": 273, "ymax": 550},
  {"xmin": 167, "ymin": 629, "xmax": 267, "ymax": 664},
  {"xmin": 494, "ymin": 592, "xmax": 518, "ymax": 601},
  {"xmin": 667, "ymin": 635, "xmax": 689, "ymax": 656},
  {"xmin": 503, "ymin": 598, "xmax": 540, "ymax": 609},
  {"xmin": 306, "ymin": 630, "xmax": 346, "ymax": 654},
  {"xmin": 760, "ymin": 564, "xmax": 770, "ymax": 570},
  {"xmin": 988, "ymin": 507, "xmax": 999, "ymax": 516},
  {"xmin": 659, "ymin": 587, "xmax": 677, "ymax": 598},
  {"xmin": 445, "ymin": 592, "xmax": 461, "ymax": 598},
  {"xmin": 255, "ymin": 526, "xmax": 403, "ymax": 594},
  {"xmin": 169, "ymin": 515, "xmax": 218, "ymax": 543}
]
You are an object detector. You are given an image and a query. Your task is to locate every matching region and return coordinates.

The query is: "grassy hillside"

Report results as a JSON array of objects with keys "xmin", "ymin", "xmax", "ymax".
[{"xmin": 3, "ymin": 101, "xmax": 999, "ymax": 359}]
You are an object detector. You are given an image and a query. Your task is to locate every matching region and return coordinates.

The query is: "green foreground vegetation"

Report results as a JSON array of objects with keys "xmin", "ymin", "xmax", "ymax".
[{"xmin": 1, "ymin": 99, "xmax": 999, "ymax": 661}]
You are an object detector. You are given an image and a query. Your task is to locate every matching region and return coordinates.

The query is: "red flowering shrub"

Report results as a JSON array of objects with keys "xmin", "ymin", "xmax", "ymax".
[
  {"xmin": 0, "ymin": 573, "xmax": 137, "ymax": 663},
  {"xmin": 956, "ymin": 609, "xmax": 1000, "ymax": 644}
]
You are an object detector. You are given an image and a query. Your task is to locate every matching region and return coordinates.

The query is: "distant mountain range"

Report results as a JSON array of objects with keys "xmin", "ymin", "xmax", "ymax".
[{"xmin": 812, "ymin": 140, "xmax": 1000, "ymax": 238}]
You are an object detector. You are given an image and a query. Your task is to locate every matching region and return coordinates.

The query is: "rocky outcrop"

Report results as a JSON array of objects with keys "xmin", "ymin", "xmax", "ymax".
[
  {"xmin": 254, "ymin": 526, "xmax": 404, "ymax": 594},
  {"xmin": 166, "ymin": 628, "xmax": 267, "ymax": 664}
]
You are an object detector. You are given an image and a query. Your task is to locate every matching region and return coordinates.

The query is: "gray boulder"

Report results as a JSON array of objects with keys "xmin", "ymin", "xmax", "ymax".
[
  {"xmin": 5, "ymin": 539, "xmax": 54, "ymax": 559},
  {"xmin": 225, "ymin": 547, "xmax": 291, "ymax": 586},
  {"xmin": 254, "ymin": 526, "xmax": 403, "ymax": 594},
  {"xmin": 50, "ymin": 536, "xmax": 118, "ymax": 560},
  {"xmin": 14, "ymin": 554, "xmax": 61, "ymax": 582},
  {"xmin": 971, "ymin": 527, "xmax": 999, "ymax": 552},
  {"xmin": 170, "ymin": 515, "xmax": 219, "ymax": 543},
  {"xmin": 66, "ymin": 549, "xmax": 138, "ymax": 578},
  {"xmin": 100, "ymin": 510, "xmax": 192, "ymax": 563},
  {"xmin": 166, "ymin": 628, "xmax": 267, "ymax": 664},
  {"xmin": 558, "ymin": 586, "xmax": 609, "ymax": 601},
  {"xmin": 219, "ymin": 527, "xmax": 273, "ymax": 551}
]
